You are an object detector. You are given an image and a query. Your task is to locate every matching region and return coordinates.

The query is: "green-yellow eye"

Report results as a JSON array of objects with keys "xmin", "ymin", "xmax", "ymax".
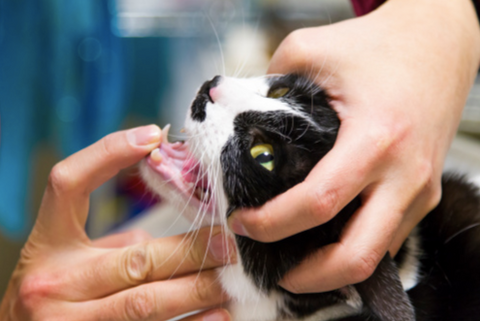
[
  {"xmin": 250, "ymin": 144, "xmax": 274, "ymax": 171},
  {"xmin": 267, "ymin": 87, "xmax": 290, "ymax": 99}
]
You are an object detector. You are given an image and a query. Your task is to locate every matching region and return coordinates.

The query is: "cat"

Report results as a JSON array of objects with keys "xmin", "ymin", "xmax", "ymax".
[{"xmin": 141, "ymin": 74, "xmax": 480, "ymax": 321}]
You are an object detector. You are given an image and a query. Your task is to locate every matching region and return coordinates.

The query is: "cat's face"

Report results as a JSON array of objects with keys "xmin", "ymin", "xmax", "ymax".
[
  {"xmin": 141, "ymin": 74, "xmax": 339, "ymax": 228},
  {"xmin": 139, "ymin": 75, "xmax": 361, "ymax": 321}
]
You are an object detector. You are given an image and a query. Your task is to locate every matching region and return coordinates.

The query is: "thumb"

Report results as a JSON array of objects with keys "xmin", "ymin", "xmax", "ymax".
[{"xmin": 35, "ymin": 125, "xmax": 162, "ymax": 246}]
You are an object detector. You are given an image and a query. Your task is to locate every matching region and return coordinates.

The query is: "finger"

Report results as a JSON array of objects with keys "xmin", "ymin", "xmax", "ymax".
[
  {"xmin": 92, "ymin": 229, "xmax": 153, "ymax": 248},
  {"xmin": 279, "ymin": 186, "xmax": 406, "ymax": 293},
  {"xmin": 67, "ymin": 226, "xmax": 236, "ymax": 300},
  {"xmin": 389, "ymin": 181, "xmax": 441, "ymax": 254},
  {"xmin": 81, "ymin": 270, "xmax": 228, "ymax": 321},
  {"xmin": 228, "ymin": 126, "xmax": 379, "ymax": 242},
  {"xmin": 179, "ymin": 309, "xmax": 231, "ymax": 321},
  {"xmin": 37, "ymin": 125, "xmax": 162, "ymax": 243}
]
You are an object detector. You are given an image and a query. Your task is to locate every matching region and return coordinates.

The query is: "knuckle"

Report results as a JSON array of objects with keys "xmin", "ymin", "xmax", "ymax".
[
  {"xmin": 121, "ymin": 244, "xmax": 153, "ymax": 284},
  {"xmin": 19, "ymin": 242, "xmax": 37, "ymax": 261},
  {"xmin": 184, "ymin": 236, "xmax": 205, "ymax": 267},
  {"xmin": 416, "ymin": 160, "xmax": 435, "ymax": 188},
  {"xmin": 48, "ymin": 162, "xmax": 76, "ymax": 193},
  {"xmin": 245, "ymin": 210, "xmax": 275, "ymax": 242},
  {"xmin": 124, "ymin": 289, "xmax": 157, "ymax": 320},
  {"xmin": 350, "ymin": 249, "xmax": 381, "ymax": 283},
  {"xmin": 283, "ymin": 29, "xmax": 307, "ymax": 49},
  {"xmin": 368, "ymin": 122, "xmax": 407, "ymax": 161},
  {"xmin": 279, "ymin": 29, "xmax": 310, "ymax": 69},
  {"xmin": 100, "ymin": 133, "xmax": 117, "ymax": 160},
  {"xmin": 308, "ymin": 188, "xmax": 339, "ymax": 224},
  {"xmin": 17, "ymin": 274, "xmax": 53, "ymax": 313},
  {"xmin": 412, "ymin": 160, "xmax": 441, "ymax": 211},
  {"xmin": 190, "ymin": 275, "xmax": 212, "ymax": 303}
]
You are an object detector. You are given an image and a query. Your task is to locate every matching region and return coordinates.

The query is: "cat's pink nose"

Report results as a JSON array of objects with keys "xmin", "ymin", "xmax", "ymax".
[
  {"xmin": 209, "ymin": 86, "xmax": 219, "ymax": 102},
  {"xmin": 206, "ymin": 75, "xmax": 221, "ymax": 103}
]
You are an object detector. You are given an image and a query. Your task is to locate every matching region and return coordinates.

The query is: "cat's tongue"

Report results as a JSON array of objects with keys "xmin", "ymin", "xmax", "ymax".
[{"xmin": 146, "ymin": 125, "xmax": 213, "ymax": 208}]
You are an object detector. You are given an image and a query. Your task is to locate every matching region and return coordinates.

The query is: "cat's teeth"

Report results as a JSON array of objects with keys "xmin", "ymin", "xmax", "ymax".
[
  {"xmin": 203, "ymin": 188, "xmax": 211, "ymax": 203},
  {"xmin": 162, "ymin": 124, "xmax": 171, "ymax": 144},
  {"xmin": 150, "ymin": 148, "xmax": 162, "ymax": 163}
]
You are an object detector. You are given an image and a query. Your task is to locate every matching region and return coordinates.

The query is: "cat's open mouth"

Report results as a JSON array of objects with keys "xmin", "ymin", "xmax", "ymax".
[{"xmin": 145, "ymin": 126, "xmax": 215, "ymax": 213}]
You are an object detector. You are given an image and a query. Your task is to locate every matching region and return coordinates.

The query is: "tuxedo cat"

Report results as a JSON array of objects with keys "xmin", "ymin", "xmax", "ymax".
[{"xmin": 141, "ymin": 74, "xmax": 480, "ymax": 321}]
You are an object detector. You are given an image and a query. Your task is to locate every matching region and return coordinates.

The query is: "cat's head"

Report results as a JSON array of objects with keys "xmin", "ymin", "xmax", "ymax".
[{"xmin": 141, "ymin": 74, "xmax": 339, "ymax": 226}]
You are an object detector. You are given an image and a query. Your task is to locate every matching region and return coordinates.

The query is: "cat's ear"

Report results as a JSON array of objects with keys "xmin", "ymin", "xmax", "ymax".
[{"xmin": 354, "ymin": 253, "xmax": 416, "ymax": 321}]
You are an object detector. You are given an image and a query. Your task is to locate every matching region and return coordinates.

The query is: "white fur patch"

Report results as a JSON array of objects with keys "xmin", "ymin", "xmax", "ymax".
[
  {"xmin": 398, "ymin": 227, "xmax": 421, "ymax": 291},
  {"xmin": 471, "ymin": 175, "xmax": 480, "ymax": 188},
  {"xmin": 219, "ymin": 260, "xmax": 281, "ymax": 321},
  {"xmin": 305, "ymin": 304, "xmax": 361, "ymax": 321}
]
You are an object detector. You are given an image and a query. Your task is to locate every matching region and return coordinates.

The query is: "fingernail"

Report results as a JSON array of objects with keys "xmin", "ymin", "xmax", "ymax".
[
  {"xmin": 203, "ymin": 309, "xmax": 230, "ymax": 321},
  {"xmin": 127, "ymin": 125, "xmax": 161, "ymax": 146},
  {"xmin": 208, "ymin": 233, "xmax": 236, "ymax": 262},
  {"xmin": 228, "ymin": 214, "xmax": 249, "ymax": 237},
  {"xmin": 150, "ymin": 148, "xmax": 162, "ymax": 163}
]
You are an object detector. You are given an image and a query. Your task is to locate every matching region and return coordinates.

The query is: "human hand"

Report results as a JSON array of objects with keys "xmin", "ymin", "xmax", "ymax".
[
  {"xmin": 228, "ymin": 0, "xmax": 480, "ymax": 293},
  {"xmin": 0, "ymin": 125, "xmax": 234, "ymax": 321}
]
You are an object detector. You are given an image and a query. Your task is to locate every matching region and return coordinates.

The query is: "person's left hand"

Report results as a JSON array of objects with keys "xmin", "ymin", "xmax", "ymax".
[{"xmin": 0, "ymin": 125, "xmax": 234, "ymax": 321}]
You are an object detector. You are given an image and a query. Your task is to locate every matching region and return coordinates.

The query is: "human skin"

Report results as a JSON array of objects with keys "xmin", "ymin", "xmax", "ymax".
[
  {"xmin": 0, "ymin": 125, "xmax": 234, "ymax": 321},
  {"xmin": 228, "ymin": 0, "xmax": 480, "ymax": 293}
]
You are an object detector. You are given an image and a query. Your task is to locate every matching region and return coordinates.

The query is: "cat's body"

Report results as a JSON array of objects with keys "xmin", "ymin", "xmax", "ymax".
[{"xmin": 141, "ymin": 74, "xmax": 480, "ymax": 321}]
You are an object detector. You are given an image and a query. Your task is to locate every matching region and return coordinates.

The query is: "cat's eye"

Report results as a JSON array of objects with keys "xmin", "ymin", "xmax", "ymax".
[
  {"xmin": 250, "ymin": 144, "xmax": 274, "ymax": 171},
  {"xmin": 267, "ymin": 87, "xmax": 290, "ymax": 99}
]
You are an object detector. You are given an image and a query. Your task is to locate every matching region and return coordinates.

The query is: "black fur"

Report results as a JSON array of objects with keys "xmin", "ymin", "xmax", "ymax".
[
  {"xmin": 196, "ymin": 74, "xmax": 480, "ymax": 320},
  {"xmin": 337, "ymin": 175, "xmax": 480, "ymax": 321},
  {"xmin": 190, "ymin": 75, "xmax": 221, "ymax": 122}
]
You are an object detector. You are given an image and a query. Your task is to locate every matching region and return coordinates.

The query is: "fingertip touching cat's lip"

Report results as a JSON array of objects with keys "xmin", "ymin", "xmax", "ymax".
[{"xmin": 145, "ymin": 139, "xmax": 216, "ymax": 213}]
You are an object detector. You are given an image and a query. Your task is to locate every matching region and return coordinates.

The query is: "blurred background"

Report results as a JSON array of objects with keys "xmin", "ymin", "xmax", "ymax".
[{"xmin": 0, "ymin": 0, "xmax": 479, "ymax": 296}]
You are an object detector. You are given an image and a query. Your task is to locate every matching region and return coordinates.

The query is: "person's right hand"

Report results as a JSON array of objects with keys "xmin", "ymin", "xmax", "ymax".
[
  {"xmin": 228, "ymin": 0, "xmax": 480, "ymax": 295},
  {"xmin": 0, "ymin": 125, "xmax": 235, "ymax": 321}
]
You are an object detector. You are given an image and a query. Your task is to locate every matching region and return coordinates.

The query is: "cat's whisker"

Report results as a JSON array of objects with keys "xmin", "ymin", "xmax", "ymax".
[
  {"xmin": 164, "ymin": 220, "xmax": 207, "ymax": 282},
  {"xmin": 186, "ymin": 156, "xmax": 223, "ymax": 281},
  {"xmin": 151, "ymin": 148, "xmax": 211, "ymax": 241}
]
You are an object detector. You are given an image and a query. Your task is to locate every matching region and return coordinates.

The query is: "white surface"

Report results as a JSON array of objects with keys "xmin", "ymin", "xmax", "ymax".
[{"xmin": 118, "ymin": 203, "xmax": 192, "ymax": 237}]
